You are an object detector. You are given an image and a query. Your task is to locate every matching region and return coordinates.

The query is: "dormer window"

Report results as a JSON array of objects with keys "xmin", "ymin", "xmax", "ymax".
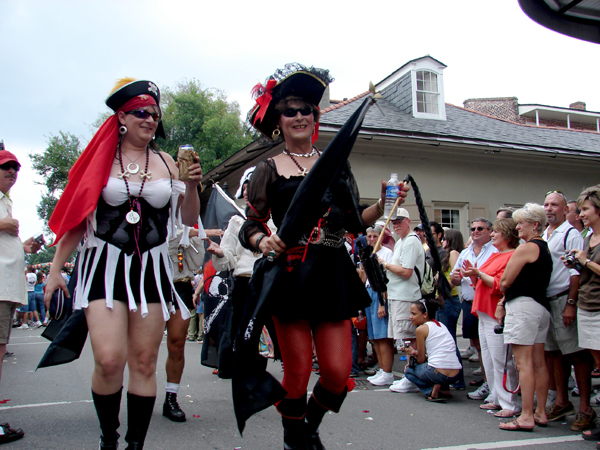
[{"xmin": 416, "ymin": 71, "xmax": 439, "ymax": 114}]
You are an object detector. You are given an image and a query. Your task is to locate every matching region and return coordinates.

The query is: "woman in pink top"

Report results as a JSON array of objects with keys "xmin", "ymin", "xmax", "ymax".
[{"xmin": 462, "ymin": 218, "xmax": 520, "ymax": 417}]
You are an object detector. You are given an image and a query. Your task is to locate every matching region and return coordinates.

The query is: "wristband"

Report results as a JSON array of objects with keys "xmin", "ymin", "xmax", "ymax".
[{"xmin": 255, "ymin": 234, "xmax": 267, "ymax": 252}]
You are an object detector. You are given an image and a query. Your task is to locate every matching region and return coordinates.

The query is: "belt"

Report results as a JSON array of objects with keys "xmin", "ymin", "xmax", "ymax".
[
  {"xmin": 548, "ymin": 289, "xmax": 570, "ymax": 301},
  {"xmin": 298, "ymin": 227, "xmax": 346, "ymax": 248}
]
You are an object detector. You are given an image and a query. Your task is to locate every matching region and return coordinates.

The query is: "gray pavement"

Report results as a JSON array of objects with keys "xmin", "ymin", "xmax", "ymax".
[{"xmin": 0, "ymin": 326, "xmax": 594, "ymax": 450}]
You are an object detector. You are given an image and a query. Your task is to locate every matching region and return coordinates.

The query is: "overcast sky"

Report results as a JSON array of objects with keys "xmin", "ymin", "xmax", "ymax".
[{"xmin": 2, "ymin": 0, "xmax": 599, "ymax": 242}]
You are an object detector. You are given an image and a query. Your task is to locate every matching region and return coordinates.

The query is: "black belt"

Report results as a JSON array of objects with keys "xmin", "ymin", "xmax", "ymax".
[{"xmin": 548, "ymin": 289, "xmax": 570, "ymax": 301}]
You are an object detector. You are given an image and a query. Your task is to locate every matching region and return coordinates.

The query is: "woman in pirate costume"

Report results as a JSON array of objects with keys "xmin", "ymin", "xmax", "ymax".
[
  {"xmin": 239, "ymin": 63, "xmax": 408, "ymax": 449},
  {"xmin": 44, "ymin": 78, "xmax": 201, "ymax": 450}
]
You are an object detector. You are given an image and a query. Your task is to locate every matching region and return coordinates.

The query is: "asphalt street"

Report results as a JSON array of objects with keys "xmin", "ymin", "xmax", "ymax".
[{"xmin": 0, "ymin": 326, "xmax": 594, "ymax": 450}]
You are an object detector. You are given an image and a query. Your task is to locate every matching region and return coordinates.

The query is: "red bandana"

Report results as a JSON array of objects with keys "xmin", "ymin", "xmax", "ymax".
[{"xmin": 49, "ymin": 95, "xmax": 157, "ymax": 245}]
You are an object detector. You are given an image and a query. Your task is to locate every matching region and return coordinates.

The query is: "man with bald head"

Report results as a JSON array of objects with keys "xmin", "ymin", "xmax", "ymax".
[{"xmin": 543, "ymin": 191, "xmax": 595, "ymax": 430}]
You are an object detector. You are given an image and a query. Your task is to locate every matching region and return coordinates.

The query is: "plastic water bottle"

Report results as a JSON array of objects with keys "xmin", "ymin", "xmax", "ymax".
[{"xmin": 383, "ymin": 173, "xmax": 400, "ymax": 219}]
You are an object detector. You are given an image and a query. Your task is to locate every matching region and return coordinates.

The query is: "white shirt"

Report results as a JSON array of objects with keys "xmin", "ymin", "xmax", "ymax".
[
  {"xmin": 387, "ymin": 232, "xmax": 425, "ymax": 301},
  {"xmin": 26, "ymin": 272, "xmax": 36, "ymax": 292},
  {"xmin": 543, "ymin": 220, "xmax": 584, "ymax": 297},
  {"xmin": 0, "ymin": 192, "xmax": 26, "ymax": 304},
  {"xmin": 452, "ymin": 240, "xmax": 498, "ymax": 301}
]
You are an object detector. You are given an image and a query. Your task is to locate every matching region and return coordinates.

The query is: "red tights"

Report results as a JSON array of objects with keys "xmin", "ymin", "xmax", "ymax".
[{"xmin": 273, "ymin": 316, "xmax": 352, "ymax": 399}]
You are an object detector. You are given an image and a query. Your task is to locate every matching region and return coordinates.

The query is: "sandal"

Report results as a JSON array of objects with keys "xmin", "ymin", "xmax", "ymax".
[
  {"xmin": 495, "ymin": 409, "xmax": 519, "ymax": 418},
  {"xmin": 533, "ymin": 415, "xmax": 548, "ymax": 427},
  {"xmin": 583, "ymin": 427, "xmax": 600, "ymax": 441},
  {"xmin": 0, "ymin": 423, "xmax": 24, "ymax": 444},
  {"xmin": 480, "ymin": 402, "xmax": 501, "ymax": 410},
  {"xmin": 499, "ymin": 418, "xmax": 534, "ymax": 432}
]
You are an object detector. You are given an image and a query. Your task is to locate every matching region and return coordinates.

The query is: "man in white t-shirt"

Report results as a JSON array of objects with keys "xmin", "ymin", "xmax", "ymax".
[{"xmin": 21, "ymin": 265, "xmax": 41, "ymax": 328}]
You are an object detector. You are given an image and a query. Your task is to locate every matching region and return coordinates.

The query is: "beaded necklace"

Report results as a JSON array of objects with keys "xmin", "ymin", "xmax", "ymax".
[
  {"xmin": 118, "ymin": 142, "xmax": 150, "ymax": 225},
  {"xmin": 283, "ymin": 148, "xmax": 321, "ymax": 176}
]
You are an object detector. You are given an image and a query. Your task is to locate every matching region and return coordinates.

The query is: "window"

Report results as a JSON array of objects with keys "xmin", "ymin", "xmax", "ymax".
[
  {"xmin": 434, "ymin": 208, "xmax": 460, "ymax": 229},
  {"xmin": 416, "ymin": 70, "xmax": 439, "ymax": 114}
]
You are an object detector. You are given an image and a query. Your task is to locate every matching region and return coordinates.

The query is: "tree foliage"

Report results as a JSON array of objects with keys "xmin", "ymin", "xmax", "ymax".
[
  {"xmin": 29, "ymin": 131, "xmax": 82, "ymax": 231},
  {"xmin": 157, "ymin": 80, "xmax": 253, "ymax": 172}
]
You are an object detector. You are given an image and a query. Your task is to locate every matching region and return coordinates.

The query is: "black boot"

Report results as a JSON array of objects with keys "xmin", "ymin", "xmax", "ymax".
[
  {"xmin": 276, "ymin": 395, "xmax": 308, "ymax": 450},
  {"xmin": 124, "ymin": 392, "xmax": 155, "ymax": 450},
  {"xmin": 305, "ymin": 381, "xmax": 348, "ymax": 450},
  {"xmin": 162, "ymin": 392, "xmax": 186, "ymax": 422},
  {"xmin": 92, "ymin": 388, "xmax": 122, "ymax": 450}
]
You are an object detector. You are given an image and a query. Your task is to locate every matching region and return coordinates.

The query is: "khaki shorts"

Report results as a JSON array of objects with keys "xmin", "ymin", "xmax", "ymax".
[
  {"xmin": 544, "ymin": 294, "xmax": 582, "ymax": 355},
  {"xmin": 387, "ymin": 299, "xmax": 416, "ymax": 340},
  {"xmin": 0, "ymin": 302, "xmax": 17, "ymax": 345},
  {"xmin": 504, "ymin": 296, "xmax": 550, "ymax": 346},
  {"xmin": 578, "ymin": 309, "xmax": 600, "ymax": 351}
]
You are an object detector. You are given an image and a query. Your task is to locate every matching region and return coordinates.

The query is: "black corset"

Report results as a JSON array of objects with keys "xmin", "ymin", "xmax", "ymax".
[{"xmin": 95, "ymin": 196, "xmax": 170, "ymax": 255}]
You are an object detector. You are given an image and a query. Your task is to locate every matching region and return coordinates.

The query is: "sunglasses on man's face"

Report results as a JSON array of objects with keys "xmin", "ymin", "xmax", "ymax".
[
  {"xmin": 470, "ymin": 226, "xmax": 487, "ymax": 232},
  {"xmin": 281, "ymin": 107, "xmax": 313, "ymax": 118},
  {"xmin": 126, "ymin": 109, "xmax": 161, "ymax": 122},
  {"xmin": 0, "ymin": 162, "xmax": 20, "ymax": 172}
]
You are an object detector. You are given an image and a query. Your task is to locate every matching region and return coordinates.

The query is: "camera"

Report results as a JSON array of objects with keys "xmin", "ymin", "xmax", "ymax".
[
  {"xmin": 403, "ymin": 340, "xmax": 411, "ymax": 349},
  {"xmin": 564, "ymin": 251, "xmax": 584, "ymax": 272},
  {"xmin": 494, "ymin": 324, "xmax": 504, "ymax": 334},
  {"xmin": 33, "ymin": 233, "xmax": 44, "ymax": 245}
]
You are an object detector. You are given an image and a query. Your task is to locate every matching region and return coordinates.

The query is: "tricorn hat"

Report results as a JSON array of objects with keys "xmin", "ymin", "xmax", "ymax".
[
  {"xmin": 106, "ymin": 79, "xmax": 166, "ymax": 139},
  {"xmin": 248, "ymin": 63, "xmax": 333, "ymax": 140}
]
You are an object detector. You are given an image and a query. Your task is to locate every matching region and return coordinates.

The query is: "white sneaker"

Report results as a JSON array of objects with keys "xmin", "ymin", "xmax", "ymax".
[
  {"xmin": 370, "ymin": 371, "xmax": 394, "ymax": 386},
  {"xmin": 469, "ymin": 353, "xmax": 480, "ymax": 362},
  {"xmin": 568, "ymin": 375, "xmax": 577, "ymax": 390},
  {"xmin": 473, "ymin": 366, "xmax": 483, "ymax": 376},
  {"xmin": 460, "ymin": 346, "xmax": 476, "ymax": 359},
  {"xmin": 468, "ymin": 382, "xmax": 490, "ymax": 400},
  {"xmin": 367, "ymin": 369, "xmax": 383, "ymax": 382},
  {"xmin": 33, "ymin": 321, "xmax": 42, "ymax": 328},
  {"xmin": 546, "ymin": 389, "xmax": 557, "ymax": 409},
  {"xmin": 591, "ymin": 391, "xmax": 600, "ymax": 406},
  {"xmin": 389, "ymin": 377, "xmax": 420, "ymax": 393},
  {"xmin": 17, "ymin": 324, "xmax": 29, "ymax": 330}
]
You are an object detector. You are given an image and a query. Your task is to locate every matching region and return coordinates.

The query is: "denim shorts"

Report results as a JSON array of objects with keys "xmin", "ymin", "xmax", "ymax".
[
  {"xmin": 504, "ymin": 296, "xmax": 550, "ymax": 346},
  {"xmin": 365, "ymin": 286, "xmax": 389, "ymax": 340}
]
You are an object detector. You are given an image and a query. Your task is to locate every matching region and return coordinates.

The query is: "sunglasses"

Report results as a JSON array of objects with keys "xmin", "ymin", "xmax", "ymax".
[
  {"xmin": 546, "ymin": 190, "xmax": 567, "ymax": 201},
  {"xmin": 470, "ymin": 226, "xmax": 487, "ymax": 232},
  {"xmin": 281, "ymin": 107, "xmax": 313, "ymax": 118},
  {"xmin": 0, "ymin": 162, "xmax": 20, "ymax": 172},
  {"xmin": 126, "ymin": 109, "xmax": 161, "ymax": 122}
]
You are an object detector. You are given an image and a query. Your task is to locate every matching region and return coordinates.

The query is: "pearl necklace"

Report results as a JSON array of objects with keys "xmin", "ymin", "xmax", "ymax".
[
  {"xmin": 283, "ymin": 148, "xmax": 321, "ymax": 177},
  {"xmin": 284, "ymin": 148, "xmax": 319, "ymax": 158}
]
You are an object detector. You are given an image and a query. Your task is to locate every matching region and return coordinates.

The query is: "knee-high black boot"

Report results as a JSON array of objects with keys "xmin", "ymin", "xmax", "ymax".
[
  {"xmin": 124, "ymin": 392, "xmax": 155, "ymax": 450},
  {"xmin": 92, "ymin": 387, "xmax": 122, "ymax": 450},
  {"xmin": 276, "ymin": 394, "xmax": 308, "ymax": 450},
  {"xmin": 305, "ymin": 381, "xmax": 348, "ymax": 450}
]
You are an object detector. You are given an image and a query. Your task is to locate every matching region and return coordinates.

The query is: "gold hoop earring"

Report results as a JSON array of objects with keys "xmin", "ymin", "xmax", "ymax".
[{"xmin": 272, "ymin": 128, "xmax": 281, "ymax": 140}]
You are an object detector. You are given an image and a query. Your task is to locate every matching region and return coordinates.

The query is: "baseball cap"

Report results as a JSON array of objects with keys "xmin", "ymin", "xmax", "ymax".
[{"xmin": 0, "ymin": 150, "xmax": 20, "ymax": 167}]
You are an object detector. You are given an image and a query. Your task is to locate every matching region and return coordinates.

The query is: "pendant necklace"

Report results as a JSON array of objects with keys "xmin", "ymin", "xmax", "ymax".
[
  {"xmin": 283, "ymin": 148, "xmax": 320, "ymax": 177},
  {"xmin": 120, "ymin": 150, "xmax": 146, "ymax": 175},
  {"xmin": 118, "ymin": 143, "xmax": 150, "ymax": 224}
]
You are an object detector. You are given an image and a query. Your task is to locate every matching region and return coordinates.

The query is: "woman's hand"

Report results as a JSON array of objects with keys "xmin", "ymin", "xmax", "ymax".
[
  {"xmin": 378, "ymin": 180, "xmax": 410, "ymax": 206},
  {"xmin": 205, "ymin": 229, "xmax": 224, "ymax": 238},
  {"xmin": 184, "ymin": 155, "xmax": 203, "ymax": 187},
  {"xmin": 495, "ymin": 302, "xmax": 506, "ymax": 324},
  {"xmin": 44, "ymin": 270, "xmax": 68, "ymax": 311},
  {"xmin": 258, "ymin": 233, "xmax": 287, "ymax": 259},
  {"xmin": 402, "ymin": 346, "xmax": 418, "ymax": 357},
  {"xmin": 192, "ymin": 292, "xmax": 200, "ymax": 308},
  {"xmin": 564, "ymin": 249, "xmax": 587, "ymax": 268},
  {"xmin": 206, "ymin": 240, "xmax": 224, "ymax": 258},
  {"xmin": 377, "ymin": 303, "xmax": 386, "ymax": 319}
]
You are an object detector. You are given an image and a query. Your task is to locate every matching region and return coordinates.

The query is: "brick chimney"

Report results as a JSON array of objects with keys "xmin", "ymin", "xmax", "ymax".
[
  {"xmin": 463, "ymin": 97, "xmax": 520, "ymax": 122},
  {"xmin": 569, "ymin": 101, "xmax": 586, "ymax": 111}
]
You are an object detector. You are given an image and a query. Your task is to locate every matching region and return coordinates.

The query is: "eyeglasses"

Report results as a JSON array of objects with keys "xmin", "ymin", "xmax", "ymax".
[
  {"xmin": 0, "ymin": 162, "xmax": 20, "ymax": 172},
  {"xmin": 470, "ymin": 226, "xmax": 487, "ymax": 232},
  {"xmin": 281, "ymin": 107, "xmax": 313, "ymax": 118},
  {"xmin": 126, "ymin": 109, "xmax": 161, "ymax": 122}
]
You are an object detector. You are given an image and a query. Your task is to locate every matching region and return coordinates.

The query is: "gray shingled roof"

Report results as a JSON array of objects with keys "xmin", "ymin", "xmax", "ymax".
[{"xmin": 320, "ymin": 97, "xmax": 600, "ymax": 159}]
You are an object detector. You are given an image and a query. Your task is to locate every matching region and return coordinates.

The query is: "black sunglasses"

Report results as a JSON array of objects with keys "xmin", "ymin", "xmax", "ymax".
[
  {"xmin": 470, "ymin": 226, "xmax": 487, "ymax": 232},
  {"xmin": 281, "ymin": 107, "xmax": 313, "ymax": 118},
  {"xmin": 126, "ymin": 109, "xmax": 161, "ymax": 122},
  {"xmin": 0, "ymin": 162, "xmax": 20, "ymax": 172}
]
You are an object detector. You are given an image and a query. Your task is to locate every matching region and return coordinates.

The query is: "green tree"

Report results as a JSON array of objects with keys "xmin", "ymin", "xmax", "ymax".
[
  {"xmin": 157, "ymin": 80, "xmax": 253, "ymax": 172},
  {"xmin": 29, "ymin": 131, "xmax": 83, "ymax": 231}
]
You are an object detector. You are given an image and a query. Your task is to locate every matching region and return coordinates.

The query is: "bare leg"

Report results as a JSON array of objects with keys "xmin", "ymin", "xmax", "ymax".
[
  {"xmin": 510, "ymin": 344, "xmax": 536, "ymax": 427},
  {"xmin": 571, "ymin": 350, "xmax": 593, "ymax": 414},
  {"xmin": 86, "ymin": 301, "xmax": 129, "ymax": 395},
  {"xmin": 532, "ymin": 343, "xmax": 549, "ymax": 423},
  {"xmin": 165, "ymin": 310, "xmax": 190, "ymax": 384},
  {"xmin": 375, "ymin": 338, "xmax": 395, "ymax": 373}
]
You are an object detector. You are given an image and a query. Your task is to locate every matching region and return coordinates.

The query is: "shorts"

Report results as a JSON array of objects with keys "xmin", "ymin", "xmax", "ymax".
[
  {"xmin": 173, "ymin": 280, "xmax": 194, "ymax": 312},
  {"xmin": 0, "ymin": 302, "xmax": 17, "ymax": 344},
  {"xmin": 461, "ymin": 299, "xmax": 479, "ymax": 340},
  {"xmin": 504, "ymin": 296, "xmax": 550, "ymax": 346},
  {"xmin": 365, "ymin": 286, "xmax": 390, "ymax": 340},
  {"xmin": 387, "ymin": 299, "xmax": 416, "ymax": 340},
  {"xmin": 19, "ymin": 303, "xmax": 29, "ymax": 313},
  {"xmin": 577, "ymin": 309, "xmax": 600, "ymax": 351},
  {"xmin": 544, "ymin": 294, "xmax": 581, "ymax": 355}
]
